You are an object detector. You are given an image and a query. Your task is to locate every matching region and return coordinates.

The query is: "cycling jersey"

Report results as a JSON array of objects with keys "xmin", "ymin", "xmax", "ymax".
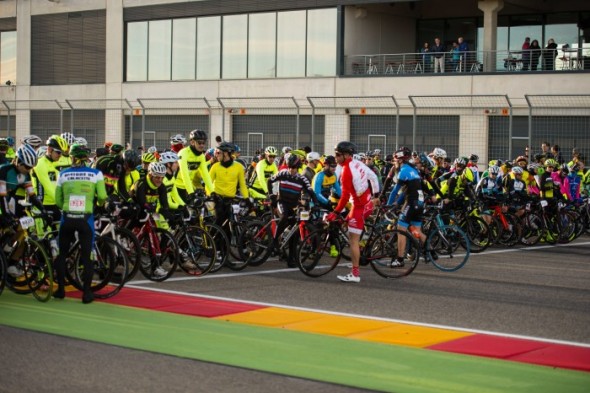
[
  {"xmin": 31, "ymin": 155, "xmax": 60, "ymax": 206},
  {"xmin": 131, "ymin": 176, "xmax": 169, "ymax": 211},
  {"xmin": 163, "ymin": 172, "xmax": 185, "ymax": 209},
  {"xmin": 54, "ymin": 155, "xmax": 72, "ymax": 172},
  {"xmin": 210, "ymin": 160, "xmax": 249, "ymax": 199},
  {"xmin": 504, "ymin": 177, "xmax": 528, "ymax": 204},
  {"xmin": 335, "ymin": 158, "xmax": 380, "ymax": 213},
  {"xmin": 55, "ymin": 165, "xmax": 107, "ymax": 214},
  {"xmin": 563, "ymin": 173, "xmax": 582, "ymax": 203},
  {"xmin": 387, "ymin": 162, "xmax": 422, "ymax": 206},
  {"xmin": 267, "ymin": 169, "xmax": 315, "ymax": 208},
  {"xmin": 312, "ymin": 170, "xmax": 341, "ymax": 208},
  {"xmin": 539, "ymin": 172, "xmax": 556, "ymax": 199},
  {"xmin": 93, "ymin": 154, "xmax": 124, "ymax": 195},
  {"xmin": 176, "ymin": 145, "xmax": 213, "ymax": 195},
  {"xmin": 5, "ymin": 147, "xmax": 15, "ymax": 160},
  {"xmin": 0, "ymin": 164, "xmax": 38, "ymax": 217},
  {"xmin": 476, "ymin": 175, "xmax": 503, "ymax": 198},
  {"xmin": 115, "ymin": 169, "xmax": 141, "ymax": 201},
  {"xmin": 249, "ymin": 159, "xmax": 278, "ymax": 198}
]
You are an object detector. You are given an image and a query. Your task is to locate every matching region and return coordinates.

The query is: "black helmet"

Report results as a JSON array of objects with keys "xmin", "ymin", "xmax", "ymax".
[
  {"xmin": 334, "ymin": 141, "xmax": 357, "ymax": 155},
  {"xmin": 287, "ymin": 154, "xmax": 302, "ymax": 169},
  {"xmin": 560, "ymin": 163, "xmax": 569, "ymax": 173},
  {"xmin": 324, "ymin": 155, "xmax": 337, "ymax": 167},
  {"xmin": 218, "ymin": 141, "xmax": 235, "ymax": 153},
  {"xmin": 110, "ymin": 144, "xmax": 124, "ymax": 154},
  {"xmin": 189, "ymin": 129, "xmax": 208, "ymax": 141},
  {"xmin": 469, "ymin": 153, "xmax": 479, "ymax": 163},
  {"xmin": 70, "ymin": 144, "xmax": 91, "ymax": 160},
  {"xmin": 124, "ymin": 149, "xmax": 140, "ymax": 168},
  {"xmin": 394, "ymin": 147, "xmax": 411, "ymax": 160}
]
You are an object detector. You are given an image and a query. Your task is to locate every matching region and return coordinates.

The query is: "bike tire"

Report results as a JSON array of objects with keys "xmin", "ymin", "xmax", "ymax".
[
  {"xmin": 460, "ymin": 216, "xmax": 491, "ymax": 253},
  {"xmin": 24, "ymin": 237, "xmax": 53, "ymax": 302},
  {"xmin": 204, "ymin": 223, "xmax": 229, "ymax": 273},
  {"xmin": 238, "ymin": 220, "xmax": 273, "ymax": 268},
  {"xmin": 426, "ymin": 225, "xmax": 470, "ymax": 272},
  {"xmin": 368, "ymin": 229, "xmax": 420, "ymax": 279},
  {"xmin": 93, "ymin": 236, "xmax": 128, "ymax": 299},
  {"xmin": 520, "ymin": 212, "xmax": 543, "ymax": 246},
  {"xmin": 137, "ymin": 228, "xmax": 179, "ymax": 282},
  {"xmin": 177, "ymin": 227, "xmax": 216, "ymax": 276},
  {"xmin": 297, "ymin": 226, "xmax": 341, "ymax": 278},
  {"xmin": 114, "ymin": 227, "xmax": 141, "ymax": 283}
]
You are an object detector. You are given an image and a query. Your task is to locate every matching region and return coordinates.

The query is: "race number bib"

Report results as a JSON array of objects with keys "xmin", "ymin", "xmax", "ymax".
[
  {"xmin": 417, "ymin": 190, "xmax": 425, "ymax": 202},
  {"xmin": 69, "ymin": 195, "xmax": 86, "ymax": 212},
  {"xmin": 19, "ymin": 216, "xmax": 35, "ymax": 229}
]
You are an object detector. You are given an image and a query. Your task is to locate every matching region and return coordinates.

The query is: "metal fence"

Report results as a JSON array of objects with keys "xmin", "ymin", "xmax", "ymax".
[
  {"xmin": 136, "ymin": 98, "xmax": 211, "ymax": 151},
  {"xmin": 409, "ymin": 95, "xmax": 512, "ymax": 164},
  {"xmin": 525, "ymin": 95, "xmax": 590, "ymax": 163},
  {"xmin": 307, "ymin": 96, "xmax": 398, "ymax": 156}
]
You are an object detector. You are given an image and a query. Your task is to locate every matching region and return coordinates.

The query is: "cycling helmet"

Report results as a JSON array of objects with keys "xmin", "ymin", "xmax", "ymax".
[
  {"xmin": 141, "ymin": 152, "xmax": 157, "ymax": 163},
  {"xmin": 515, "ymin": 155, "xmax": 528, "ymax": 163},
  {"xmin": 110, "ymin": 144, "xmax": 124, "ymax": 154},
  {"xmin": 306, "ymin": 152, "xmax": 321, "ymax": 162},
  {"xmin": 419, "ymin": 152, "xmax": 434, "ymax": 170},
  {"xmin": 234, "ymin": 144, "xmax": 241, "ymax": 153},
  {"xmin": 373, "ymin": 149, "xmax": 381, "ymax": 155},
  {"xmin": 218, "ymin": 141, "xmax": 235, "ymax": 153},
  {"xmin": 366, "ymin": 150, "xmax": 374, "ymax": 157},
  {"xmin": 385, "ymin": 154, "xmax": 393, "ymax": 162},
  {"xmin": 124, "ymin": 149, "xmax": 141, "ymax": 168},
  {"xmin": 37, "ymin": 146, "xmax": 48, "ymax": 158},
  {"xmin": 512, "ymin": 166, "xmax": 524, "ymax": 175},
  {"xmin": 324, "ymin": 155, "xmax": 337, "ymax": 167},
  {"xmin": 287, "ymin": 154, "xmax": 302, "ymax": 169},
  {"xmin": 265, "ymin": 146, "xmax": 278, "ymax": 156},
  {"xmin": 432, "ymin": 147, "xmax": 447, "ymax": 159},
  {"xmin": 6, "ymin": 136, "xmax": 15, "ymax": 147},
  {"xmin": 488, "ymin": 165, "xmax": 500, "ymax": 175},
  {"xmin": 147, "ymin": 146, "xmax": 158, "ymax": 154},
  {"xmin": 159, "ymin": 151, "xmax": 179, "ymax": 164},
  {"xmin": 21, "ymin": 135, "xmax": 43, "ymax": 148},
  {"xmin": 189, "ymin": 129, "xmax": 208, "ymax": 141},
  {"xmin": 60, "ymin": 132, "xmax": 76, "ymax": 146},
  {"xmin": 0, "ymin": 138, "xmax": 8, "ymax": 150},
  {"xmin": 46, "ymin": 135, "xmax": 69, "ymax": 152},
  {"xmin": 488, "ymin": 159, "xmax": 497, "ymax": 167},
  {"xmin": 352, "ymin": 154, "xmax": 362, "ymax": 161},
  {"xmin": 527, "ymin": 163, "xmax": 540, "ymax": 172},
  {"xmin": 454, "ymin": 157, "xmax": 467, "ymax": 167},
  {"xmin": 559, "ymin": 163, "xmax": 569, "ymax": 174},
  {"xmin": 394, "ymin": 147, "xmax": 411, "ymax": 160},
  {"xmin": 469, "ymin": 154, "xmax": 479, "ymax": 163},
  {"xmin": 568, "ymin": 162, "xmax": 580, "ymax": 172},
  {"xmin": 148, "ymin": 162, "xmax": 167, "ymax": 177},
  {"xmin": 170, "ymin": 134, "xmax": 187, "ymax": 145},
  {"xmin": 74, "ymin": 137, "xmax": 88, "ymax": 146},
  {"xmin": 282, "ymin": 146, "xmax": 292, "ymax": 154},
  {"xmin": 544, "ymin": 158, "xmax": 557, "ymax": 168},
  {"xmin": 334, "ymin": 141, "xmax": 357, "ymax": 155},
  {"xmin": 69, "ymin": 144, "xmax": 91, "ymax": 160},
  {"xmin": 16, "ymin": 144, "xmax": 37, "ymax": 168}
]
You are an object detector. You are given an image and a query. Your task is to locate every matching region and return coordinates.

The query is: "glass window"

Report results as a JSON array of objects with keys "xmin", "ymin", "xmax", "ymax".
[
  {"xmin": 222, "ymin": 14, "xmax": 247, "ymax": 79},
  {"xmin": 197, "ymin": 16, "xmax": 221, "ymax": 80},
  {"xmin": 172, "ymin": 18, "xmax": 196, "ymax": 80},
  {"xmin": 0, "ymin": 31, "xmax": 17, "ymax": 85},
  {"xmin": 248, "ymin": 12, "xmax": 276, "ymax": 78},
  {"xmin": 417, "ymin": 20, "xmax": 445, "ymax": 52},
  {"xmin": 306, "ymin": 8, "xmax": 337, "ymax": 77},
  {"xmin": 126, "ymin": 22, "xmax": 148, "ymax": 81},
  {"xmin": 148, "ymin": 20, "xmax": 172, "ymax": 81},
  {"xmin": 277, "ymin": 10, "xmax": 306, "ymax": 78}
]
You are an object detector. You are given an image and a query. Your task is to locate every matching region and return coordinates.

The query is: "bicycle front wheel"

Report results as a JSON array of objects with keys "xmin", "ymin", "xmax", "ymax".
[
  {"xmin": 177, "ymin": 227, "xmax": 216, "ymax": 277},
  {"xmin": 93, "ymin": 236, "xmax": 128, "ymax": 299},
  {"xmin": 297, "ymin": 226, "xmax": 341, "ymax": 278},
  {"xmin": 368, "ymin": 230, "xmax": 419, "ymax": 279},
  {"xmin": 24, "ymin": 238, "xmax": 53, "ymax": 302},
  {"xmin": 426, "ymin": 225, "xmax": 470, "ymax": 272}
]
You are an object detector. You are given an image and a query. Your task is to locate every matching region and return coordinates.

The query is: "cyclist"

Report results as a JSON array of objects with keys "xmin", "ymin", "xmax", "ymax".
[
  {"xmin": 563, "ymin": 162, "xmax": 583, "ymax": 204},
  {"xmin": 326, "ymin": 141, "xmax": 380, "ymax": 283},
  {"xmin": 430, "ymin": 147, "xmax": 448, "ymax": 179},
  {"xmin": 170, "ymin": 134, "xmax": 187, "ymax": 154},
  {"xmin": 209, "ymin": 142, "xmax": 250, "ymax": 249},
  {"xmin": 248, "ymin": 146, "xmax": 278, "ymax": 200},
  {"xmin": 373, "ymin": 149, "xmax": 385, "ymax": 172},
  {"xmin": 0, "ymin": 138, "xmax": 10, "ymax": 166},
  {"xmin": 504, "ymin": 166, "xmax": 528, "ymax": 217},
  {"xmin": 21, "ymin": 135, "xmax": 43, "ymax": 152},
  {"xmin": 115, "ymin": 149, "xmax": 142, "ymax": 202},
  {"xmin": 439, "ymin": 157, "xmax": 475, "ymax": 209},
  {"xmin": 159, "ymin": 151, "xmax": 186, "ymax": 211},
  {"xmin": 110, "ymin": 143, "xmax": 125, "ymax": 156},
  {"xmin": 176, "ymin": 129, "xmax": 214, "ymax": 202},
  {"xmin": 31, "ymin": 135, "xmax": 69, "ymax": 223},
  {"xmin": 93, "ymin": 145, "xmax": 124, "ymax": 196},
  {"xmin": 0, "ymin": 145, "xmax": 46, "ymax": 278},
  {"xmin": 53, "ymin": 144, "xmax": 107, "ymax": 303},
  {"xmin": 139, "ymin": 151, "xmax": 157, "ymax": 177},
  {"xmin": 267, "ymin": 154, "xmax": 317, "ymax": 268},
  {"xmin": 387, "ymin": 147, "xmax": 433, "ymax": 268},
  {"xmin": 5, "ymin": 136, "xmax": 15, "ymax": 160},
  {"xmin": 303, "ymin": 151, "xmax": 321, "ymax": 183},
  {"xmin": 467, "ymin": 153, "xmax": 481, "ymax": 184},
  {"xmin": 233, "ymin": 144, "xmax": 248, "ymax": 170},
  {"xmin": 54, "ymin": 132, "xmax": 75, "ymax": 172},
  {"xmin": 312, "ymin": 155, "xmax": 341, "ymax": 210}
]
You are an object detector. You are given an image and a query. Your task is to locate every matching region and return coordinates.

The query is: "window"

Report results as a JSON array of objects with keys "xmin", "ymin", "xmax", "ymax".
[
  {"xmin": 197, "ymin": 16, "xmax": 221, "ymax": 80},
  {"xmin": 248, "ymin": 13, "xmax": 276, "ymax": 78},
  {"xmin": 222, "ymin": 14, "xmax": 247, "ymax": 79},
  {"xmin": 172, "ymin": 18, "xmax": 196, "ymax": 80},
  {"xmin": 148, "ymin": 20, "xmax": 172, "ymax": 81},
  {"xmin": 277, "ymin": 11, "xmax": 306, "ymax": 78},
  {"xmin": 307, "ymin": 8, "xmax": 337, "ymax": 77},
  {"xmin": 0, "ymin": 31, "xmax": 16, "ymax": 85},
  {"xmin": 127, "ymin": 22, "xmax": 148, "ymax": 81}
]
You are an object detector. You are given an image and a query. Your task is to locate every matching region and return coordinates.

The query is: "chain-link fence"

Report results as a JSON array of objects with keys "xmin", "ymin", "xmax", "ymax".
[
  {"xmin": 307, "ymin": 96, "xmax": 398, "ymax": 156},
  {"xmin": 136, "ymin": 98, "xmax": 211, "ymax": 151},
  {"xmin": 409, "ymin": 95, "xmax": 512, "ymax": 163},
  {"xmin": 217, "ymin": 97, "xmax": 310, "ymax": 159},
  {"xmin": 525, "ymin": 95, "xmax": 590, "ymax": 164}
]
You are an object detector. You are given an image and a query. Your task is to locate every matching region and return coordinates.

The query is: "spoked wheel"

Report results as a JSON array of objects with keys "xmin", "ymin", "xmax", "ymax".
[
  {"xmin": 114, "ymin": 227, "xmax": 141, "ymax": 283},
  {"xmin": 23, "ymin": 238, "xmax": 53, "ymax": 302},
  {"xmin": 204, "ymin": 223, "xmax": 229, "ymax": 273},
  {"xmin": 368, "ymin": 230, "xmax": 419, "ymax": 279},
  {"xmin": 177, "ymin": 227, "xmax": 216, "ymax": 277},
  {"xmin": 297, "ymin": 226, "xmax": 341, "ymax": 277},
  {"xmin": 237, "ymin": 220, "xmax": 273, "ymax": 269},
  {"xmin": 138, "ymin": 228, "xmax": 179, "ymax": 282},
  {"xmin": 426, "ymin": 226, "xmax": 470, "ymax": 272},
  {"xmin": 520, "ymin": 212, "xmax": 544, "ymax": 246},
  {"xmin": 94, "ymin": 237, "xmax": 128, "ymax": 299},
  {"xmin": 460, "ymin": 216, "xmax": 491, "ymax": 253},
  {"xmin": 67, "ymin": 237, "xmax": 117, "ymax": 296}
]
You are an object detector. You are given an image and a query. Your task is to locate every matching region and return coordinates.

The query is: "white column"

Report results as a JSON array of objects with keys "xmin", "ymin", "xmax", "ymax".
[
  {"xmin": 478, "ymin": 0, "xmax": 504, "ymax": 72},
  {"xmin": 105, "ymin": 0, "xmax": 124, "ymax": 144},
  {"xmin": 13, "ymin": 0, "xmax": 31, "ymax": 141},
  {"xmin": 323, "ymin": 114, "xmax": 350, "ymax": 155},
  {"xmin": 459, "ymin": 114, "xmax": 488, "ymax": 165}
]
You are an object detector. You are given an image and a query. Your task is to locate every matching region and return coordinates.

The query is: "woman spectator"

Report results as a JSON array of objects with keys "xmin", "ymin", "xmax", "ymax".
[
  {"xmin": 544, "ymin": 38, "xmax": 558, "ymax": 71},
  {"xmin": 529, "ymin": 39, "xmax": 541, "ymax": 71}
]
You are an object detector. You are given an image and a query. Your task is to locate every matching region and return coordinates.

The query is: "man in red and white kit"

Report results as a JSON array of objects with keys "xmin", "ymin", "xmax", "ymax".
[{"xmin": 326, "ymin": 141, "xmax": 380, "ymax": 282}]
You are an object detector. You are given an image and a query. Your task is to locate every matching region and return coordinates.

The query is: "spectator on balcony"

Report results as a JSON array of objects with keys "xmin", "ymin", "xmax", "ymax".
[
  {"xmin": 457, "ymin": 37, "xmax": 469, "ymax": 72},
  {"xmin": 431, "ymin": 37, "xmax": 446, "ymax": 73},
  {"xmin": 543, "ymin": 38, "xmax": 558, "ymax": 71},
  {"xmin": 449, "ymin": 42, "xmax": 460, "ymax": 72},
  {"xmin": 420, "ymin": 42, "xmax": 432, "ymax": 72},
  {"xmin": 521, "ymin": 37, "xmax": 531, "ymax": 71},
  {"xmin": 529, "ymin": 39, "xmax": 541, "ymax": 71}
]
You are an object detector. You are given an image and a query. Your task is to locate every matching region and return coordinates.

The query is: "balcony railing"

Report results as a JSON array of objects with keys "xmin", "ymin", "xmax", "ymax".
[{"xmin": 344, "ymin": 49, "xmax": 588, "ymax": 76}]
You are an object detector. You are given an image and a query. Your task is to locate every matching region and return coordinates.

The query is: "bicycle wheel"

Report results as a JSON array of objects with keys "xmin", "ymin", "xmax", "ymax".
[
  {"xmin": 23, "ymin": 238, "xmax": 53, "ymax": 302},
  {"xmin": 460, "ymin": 216, "xmax": 490, "ymax": 253},
  {"xmin": 93, "ymin": 237, "xmax": 128, "ymax": 299},
  {"xmin": 138, "ymin": 228, "xmax": 179, "ymax": 282},
  {"xmin": 237, "ymin": 220, "xmax": 273, "ymax": 268},
  {"xmin": 498, "ymin": 214, "xmax": 521, "ymax": 247},
  {"xmin": 557, "ymin": 210, "xmax": 576, "ymax": 244},
  {"xmin": 368, "ymin": 230, "xmax": 419, "ymax": 279},
  {"xmin": 114, "ymin": 227, "xmax": 141, "ymax": 282},
  {"xmin": 520, "ymin": 212, "xmax": 544, "ymax": 246},
  {"xmin": 177, "ymin": 227, "xmax": 216, "ymax": 276},
  {"xmin": 297, "ymin": 226, "xmax": 341, "ymax": 277},
  {"xmin": 70, "ymin": 238, "xmax": 116, "ymax": 293},
  {"xmin": 426, "ymin": 225, "xmax": 470, "ymax": 272},
  {"xmin": 203, "ymin": 223, "xmax": 229, "ymax": 273}
]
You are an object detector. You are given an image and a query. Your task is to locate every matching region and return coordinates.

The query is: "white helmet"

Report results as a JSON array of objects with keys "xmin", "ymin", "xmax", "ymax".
[
  {"xmin": 148, "ymin": 162, "xmax": 167, "ymax": 176},
  {"xmin": 306, "ymin": 152, "xmax": 321, "ymax": 162},
  {"xmin": 170, "ymin": 134, "xmax": 187, "ymax": 145},
  {"xmin": 21, "ymin": 135, "xmax": 43, "ymax": 149},
  {"xmin": 37, "ymin": 146, "xmax": 48, "ymax": 158},
  {"xmin": 60, "ymin": 132, "xmax": 76, "ymax": 146},
  {"xmin": 74, "ymin": 137, "xmax": 88, "ymax": 146},
  {"xmin": 353, "ymin": 154, "xmax": 362, "ymax": 161},
  {"xmin": 282, "ymin": 146, "xmax": 292, "ymax": 154},
  {"xmin": 16, "ymin": 144, "xmax": 38, "ymax": 168},
  {"xmin": 432, "ymin": 147, "xmax": 447, "ymax": 159},
  {"xmin": 159, "ymin": 151, "xmax": 179, "ymax": 164},
  {"xmin": 373, "ymin": 149, "xmax": 381, "ymax": 155},
  {"xmin": 148, "ymin": 146, "xmax": 158, "ymax": 154}
]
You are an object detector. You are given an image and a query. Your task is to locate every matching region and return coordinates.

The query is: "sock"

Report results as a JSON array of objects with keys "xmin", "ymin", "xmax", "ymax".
[
  {"xmin": 352, "ymin": 266, "xmax": 360, "ymax": 277},
  {"xmin": 396, "ymin": 256, "xmax": 404, "ymax": 262}
]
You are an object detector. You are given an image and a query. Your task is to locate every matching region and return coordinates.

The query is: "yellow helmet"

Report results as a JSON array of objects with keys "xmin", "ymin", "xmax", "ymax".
[
  {"xmin": 46, "ymin": 135, "xmax": 69, "ymax": 153},
  {"xmin": 142, "ymin": 152, "xmax": 157, "ymax": 163}
]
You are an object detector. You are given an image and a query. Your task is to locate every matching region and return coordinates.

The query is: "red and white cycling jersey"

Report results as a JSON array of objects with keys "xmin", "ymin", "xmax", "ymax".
[{"xmin": 335, "ymin": 158, "xmax": 379, "ymax": 212}]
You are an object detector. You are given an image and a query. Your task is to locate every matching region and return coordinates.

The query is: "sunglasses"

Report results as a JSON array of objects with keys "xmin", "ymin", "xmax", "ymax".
[
  {"xmin": 195, "ymin": 140, "xmax": 206, "ymax": 145},
  {"xmin": 335, "ymin": 152, "xmax": 342, "ymax": 157},
  {"xmin": 267, "ymin": 155, "xmax": 276, "ymax": 158},
  {"xmin": 329, "ymin": 165, "xmax": 337, "ymax": 168},
  {"xmin": 20, "ymin": 163, "xmax": 33, "ymax": 170},
  {"xmin": 53, "ymin": 149, "xmax": 63, "ymax": 155}
]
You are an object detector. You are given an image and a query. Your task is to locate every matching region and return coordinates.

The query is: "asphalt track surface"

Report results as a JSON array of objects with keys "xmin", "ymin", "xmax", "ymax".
[{"xmin": 1, "ymin": 238, "xmax": 589, "ymax": 392}]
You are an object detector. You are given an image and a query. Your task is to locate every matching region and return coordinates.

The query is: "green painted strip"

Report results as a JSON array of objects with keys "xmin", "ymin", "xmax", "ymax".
[{"xmin": 1, "ymin": 292, "xmax": 588, "ymax": 393}]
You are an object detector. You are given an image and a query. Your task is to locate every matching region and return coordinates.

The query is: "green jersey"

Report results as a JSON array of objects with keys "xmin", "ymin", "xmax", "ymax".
[{"xmin": 55, "ymin": 165, "xmax": 107, "ymax": 214}]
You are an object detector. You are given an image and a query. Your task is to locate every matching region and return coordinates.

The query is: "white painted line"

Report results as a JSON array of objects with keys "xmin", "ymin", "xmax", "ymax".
[{"xmin": 125, "ymin": 283, "xmax": 590, "ymax": 349}]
